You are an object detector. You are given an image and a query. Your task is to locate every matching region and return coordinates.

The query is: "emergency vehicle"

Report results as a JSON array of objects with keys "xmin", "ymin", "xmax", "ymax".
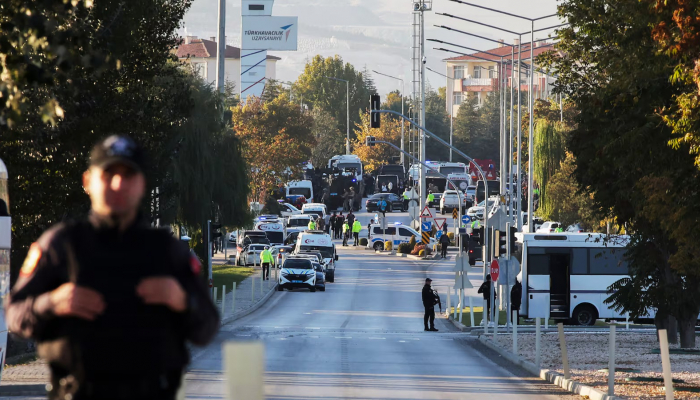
[
  {"xmin": 295, "ymin": 231, "xmax": 338, "ymax": 282},
  {"xmin": 367, "ymin": 222, "xmax": 436, "ymax": 251},
  {"xmin": 254, "ymin": 216, "xmax": 286, "ymax": 245}
]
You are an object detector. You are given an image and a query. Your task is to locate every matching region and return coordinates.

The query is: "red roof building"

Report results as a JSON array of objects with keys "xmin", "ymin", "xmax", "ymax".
[
  {"xmin": 175, "ymin": 36, "xmax": 281, "ymax": 94},
  {"xmin": 442, "ymin": 39, "xmax": 558, "ymax": 115}
]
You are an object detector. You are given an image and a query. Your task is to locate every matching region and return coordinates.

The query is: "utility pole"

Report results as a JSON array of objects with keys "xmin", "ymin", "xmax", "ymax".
[
  {"xmin": 527, "ymin": 22, "xmax": 535, "ymax": 232},
  {"xmin": 417, "ymin": 0, "xmax": 431, "ymax": 215},
  {"xmin": 215, "ymin": 0, "xmax": 225, "ymax": 93}
]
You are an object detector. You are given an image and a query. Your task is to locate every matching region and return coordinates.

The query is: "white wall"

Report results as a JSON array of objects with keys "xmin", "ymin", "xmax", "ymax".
[{"xmin": 184, "ymin": 57, "xmax": 275, "ymax": 96}]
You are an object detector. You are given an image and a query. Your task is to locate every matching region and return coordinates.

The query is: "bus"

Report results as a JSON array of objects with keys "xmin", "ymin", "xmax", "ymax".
[
  {"xmin": 0, "ymin": 158, "xmax": 10, "ymax": 379},
  {"xmin": 516, "ymin": 233, "xmax": 630, "ymax": 326}
]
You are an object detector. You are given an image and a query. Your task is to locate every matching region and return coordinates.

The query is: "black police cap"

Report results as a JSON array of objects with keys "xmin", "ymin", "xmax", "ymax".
[{"xmin": 89, "ymin": 135, "xmax": 145, "ymax": 172}]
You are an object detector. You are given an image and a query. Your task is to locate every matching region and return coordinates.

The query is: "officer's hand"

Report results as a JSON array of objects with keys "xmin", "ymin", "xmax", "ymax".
[
  {"xmin": 136, "ymin": 277, "xmax": 187, "ymax": 312},
  {"xmin": 49, "ymin": 283, "xmax": 106, "ymax": 320}
]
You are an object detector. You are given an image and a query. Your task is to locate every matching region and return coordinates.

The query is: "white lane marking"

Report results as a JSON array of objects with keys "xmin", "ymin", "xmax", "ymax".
[
  {"xmin": 335, "ymin": 336, "xmax": 352, "ymax": 339},
  {"xmin": 305, "ymin": 327, "xmax": 321, "ymax": 329},
  {"xmin": 399, "ymin": 340, "xmax": 406, "ymax": 343},
  {"xmin": 304, "ymin": 312, "xmax": 312, "ymax": 315},
  {"xmin": 368, "ymin": 337, "xmax": 386, "ymax": 340}
]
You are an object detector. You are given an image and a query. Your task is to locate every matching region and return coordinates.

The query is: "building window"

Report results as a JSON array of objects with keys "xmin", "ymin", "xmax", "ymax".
[
  {"xmin": 192, "ymin": 62, "xmax": 206, "ymax": 79},
  {"xmin": 453, "ymin": 93, "xmax": 464, "ymax": 106},
  {"xmin": 473, "ymin": 67, "xmax": 481, "ymax": 79},
  {"xmin": 488, "ymin": 66, "xmax": 495, "ymax": 79},
  {"xmin": 454, "ymin": 66, "xmax": 465, "ymax": 80}
]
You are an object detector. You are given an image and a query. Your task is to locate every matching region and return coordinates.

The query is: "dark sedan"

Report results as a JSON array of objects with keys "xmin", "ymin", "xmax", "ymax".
[
  {"xmin": 313, "ymin": 262, "xmax": 326, "ymax": 292},
  {"xmin": 365, "ymin": 193, "xmax": 405, "ymax": 212}
]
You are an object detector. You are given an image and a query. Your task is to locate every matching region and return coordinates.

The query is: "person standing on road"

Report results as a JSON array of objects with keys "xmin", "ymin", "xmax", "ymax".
[
  {"xmin": 342, "ymin": 220, "xmax": 350, "ymax": 246},
  {"xmin": 329, "ymin": 212, "xmax": 337, "ymax": 238},
  {"xmin": 439, "ymin": 232, "xmax": 450, "ymax": 259},
  {"xmin": 6, "ymin": 135, "xmax": 219, "ymax": 400},
  {"xmin": 260, "ymin": 246, "xmax": 273, "ymax": 280},
  {"xmin": 478, "ymin": 275, "xmax": 497, "ymax": 326},
  {"xmin": 335, "ymin": 212, "xmax": 344, "ymax": 239},
  {"xmin": 422, "ymin": 278, "xmax": 439, "ymax": 331},
  {"xmin": 308, "ymin": 218, "xmax": 316, "ymax": 230},
  {"xmin": 427, "ymin": 191, "xmax": 435, "ymax": 207},
  {"xmin": 352, "ymin": 220, "xmax": 362, "ymax": 246},
  {"xmin": 324, "ymin": 212, "xmax": 331, "ymax": 233},
  {"xmin": 402, "ymin": 188, "xmax": 410, "ymax": 210},
  {"xmin": 511, "ymin": 279, "xmax": 522, "ymax": 323},
  {"xmin": 367, "ymin": 219, "xmax": 374, "ymax": 239},
  {"xmin": 346, "ymin": 210, "xmax": 355, "ymax": 227}
]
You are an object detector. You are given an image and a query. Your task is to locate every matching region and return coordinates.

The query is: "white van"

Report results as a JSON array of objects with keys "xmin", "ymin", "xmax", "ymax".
[
  {"xmin": 301, "ymin": 203, "xmax": 327, "ymax": 220},
  {"xmin": 295, "ymin": 231, "xmax": 338, "ymax": 282},
  {"xmin": 287, "ymin": 214, "xmax": 315, "ymax": 229},
  {"xmin": 367, "ymin": 223, "xmax": 436, "ymax": 251},
  {"xmin": 286, "ymin": 180, "xmax": 314, "ymax": 202},
  {"xmin": 254, "ymin": 220, "xmax": 286, "ymax": 245}
]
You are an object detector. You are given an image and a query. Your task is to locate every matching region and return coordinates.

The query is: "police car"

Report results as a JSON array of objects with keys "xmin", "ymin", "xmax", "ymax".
[
  {"xmin": 367, "ymin": 222, "xmax": 436, "ymax": 251},
  {"xmin": 295, "ymin": 230, "xmax": 337, "ymax": 282},
  {"xmin": 278, "ymin": 257, "xmax": 317, "ymax": 292}
]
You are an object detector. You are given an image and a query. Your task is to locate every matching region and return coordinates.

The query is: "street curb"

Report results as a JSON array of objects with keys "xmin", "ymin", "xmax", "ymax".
[
  {"xmin": 373, "ymin": 250, "xmax": 427, "ymax": 261},
  {"xmin": 221, "ymin": 282, "xmax": 278, "ymax": 326},
  {"xmin": 478, "ymin": 336, "xmax": 620, "ymax": 400},
  {"xmin": 445, "ymin": 315, "xmax": 471, "ymax": 332}
]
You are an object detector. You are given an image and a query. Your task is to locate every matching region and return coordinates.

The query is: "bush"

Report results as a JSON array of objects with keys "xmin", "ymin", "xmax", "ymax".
[
  {"xmin": 384, "ymin": 241, "xmax": 393, "ymax": 251},
  {"xmin": 409, "ymin": 235, "xmax": 417, "ymax": 248},
  {"xmin": 418, "ymin": 249, "xmax": 425, "ymax": 257},
  {"xmin": 447, "ymin": 232, "xmax": 455, "ymax": 240},
  {"xmin": 412, "ymin": 244, "xmax": 425, "ymax": 255},
  {"xmin": 398, "ymin": 243, "xmax": 412, "ymax": 254},
  {"xmin": 359, "ymin": 238, "xmax": 368, "ymax": 246}
]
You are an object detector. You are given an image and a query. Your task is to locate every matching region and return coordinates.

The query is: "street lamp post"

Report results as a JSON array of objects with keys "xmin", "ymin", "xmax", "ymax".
[
  {"xmin": 323, "ymin": 76, "xmax": 351, "ymax": 155},
  {"xmin": 372, "ymin": 70, "xmax": 406, "ymax": 167},
  {"xmin": 425, "ymin": 67, "xmax": 456, "ymax": 163}
]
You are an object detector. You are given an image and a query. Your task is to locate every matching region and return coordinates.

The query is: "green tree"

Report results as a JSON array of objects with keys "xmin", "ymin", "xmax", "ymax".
[
  {"xmin": 353, "ymin": 112, "xmax": 404, "ymax": 174},
  {"xmin": 540, "ymin": 0, "xmax": 700, "ymax": 347},
  {"xmin": 309, "ymin": 108, "xmax": 345, "ymax": 169},
  {"xmin": 425, "ymin": 87, "xmax": 451, "ymax": 161},
  {"xmin": 453, "ymin": 95, "xmax": 482, "ymax": 151},
  {"xmin": 294, "ymin": 55, "xmax": 372, "ymax": 146},
  {"xmin": 533, "ymin": 120, "xmax": 566, "ymax": 216}
]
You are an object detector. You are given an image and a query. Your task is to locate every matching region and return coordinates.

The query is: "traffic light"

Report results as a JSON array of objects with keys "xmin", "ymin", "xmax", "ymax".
[
  {"xmin": 507, "ymin": 225, "xmax": 517, "ymax": 255},
  {"xmin": 496, "ymin": 229, "xmax": 507, "ymax": 257},
  {"xmin": 211, "ymin": 223, "xmax": 222, "ymax": 239},
  {"xmin": 370, "ymin": 94, "xmax": 381, "ymax": 128},
  {"xmin": 366, "ymin": 135, "xmax": 376, "ymax": 147}
]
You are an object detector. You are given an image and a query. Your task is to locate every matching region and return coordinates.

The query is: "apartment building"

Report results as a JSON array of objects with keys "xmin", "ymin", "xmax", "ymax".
[{"xmin": 443, "ymin": 39, "xmax": 557, "ymax": 115}]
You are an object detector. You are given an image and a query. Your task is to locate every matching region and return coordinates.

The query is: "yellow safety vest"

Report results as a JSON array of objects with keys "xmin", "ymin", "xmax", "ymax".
[
  {"xmin": 352, "ymin": 221, "xmax": 362, "ymax": 233},
  {"xmin": 428, "ymin": 194, "xmax": 435, "ymax": 202},
  {"xmin": 308, "ymin": 221, "xmax": 316, "ymax": 230},
  {"xmin": 260, "ymin": 249, "xmax": 274, "ymax": 263},
  {"xmin": 342, "ymin": 223, "xmax": 349, "ymax": 232}
]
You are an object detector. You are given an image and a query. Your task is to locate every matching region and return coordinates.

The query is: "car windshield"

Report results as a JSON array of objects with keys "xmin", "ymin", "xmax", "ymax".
[
  {"xmin": 283, "ymin": 259, "xmax": 313, "ymax": 269},
  {"xmin": 439, "ymin": 166, "xmax": 466, "ymax": 175},
  {"xmin": 337, "ymin": 162, "xmax": 361, "ymax": 172},
  {"xmin": 266, "ymin": 231, "xmax": 284, "ymax": 243},
  {"xmin": 302, "ymin": 210, "xmax": 323, "ymax": 218},
  {"xmin": 288, "ymin": 218, "xmax": 310, "ymax": 227},
  {"xmin": 288, "ymin": 188, "xmax": 311, "ymax": 198},
  {"xmin": 299, "ymin": 245, "xmax": 333, "ymax": 259},
  {"xmin": 249, "ymin": 245, "xmax": 266, "ymax": 251},
  {"xmin": 477, "ymin": 200, "xmax": 495, "ymax": 208}
]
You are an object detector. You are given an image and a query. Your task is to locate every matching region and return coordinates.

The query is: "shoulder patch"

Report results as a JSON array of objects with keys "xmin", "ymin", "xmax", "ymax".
[
  {"xmin": 190, "ymin": 254, "xmax": 202, "ymax": 275},
  {"xmin": 20, "ymin": 243, "xmax": 42, "ymax": 278}
]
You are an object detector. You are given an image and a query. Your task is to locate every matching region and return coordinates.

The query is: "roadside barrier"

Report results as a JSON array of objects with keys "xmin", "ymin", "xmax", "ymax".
[
  {"xmin": 558, "ymin": 323, "xmax": 570, "ymax": 379},
  {"xmin": 608, "ymin": 325, "xmax": 616, "ymax": 396},
  {"xmin": 658, "ymin": 329, "xmax": 673, "ymax": 400}
]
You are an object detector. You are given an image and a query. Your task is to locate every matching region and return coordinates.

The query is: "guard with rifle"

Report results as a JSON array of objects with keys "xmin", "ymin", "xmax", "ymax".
[{"xmin": 421, "ymin": 278, "xmax": 440, "ymax": 331}]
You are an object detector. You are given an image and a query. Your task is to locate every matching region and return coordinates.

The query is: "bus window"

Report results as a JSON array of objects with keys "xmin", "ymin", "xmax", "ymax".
[
  {"xmin": 571, "ymin": 248, "xmax": 588, "ymax": 274},
  {"xmin": 589, "ymin": 249, "xmax": 628, "ymax": 275},
  {"xmin": 528, "ymin": 255, "xmax": 549, "ymax": 275}
]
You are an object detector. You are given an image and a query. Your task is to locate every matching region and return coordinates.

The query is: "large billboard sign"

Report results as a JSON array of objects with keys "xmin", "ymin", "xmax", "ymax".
[{"xmin": 242, "ymin": 16, "xmax": 298, "ymax": 51}]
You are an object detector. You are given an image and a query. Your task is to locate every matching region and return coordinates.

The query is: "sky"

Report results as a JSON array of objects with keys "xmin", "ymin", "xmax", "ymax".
[{"xmin": 182, "ymin": 0, "xmax": 561, "ymax": 96}]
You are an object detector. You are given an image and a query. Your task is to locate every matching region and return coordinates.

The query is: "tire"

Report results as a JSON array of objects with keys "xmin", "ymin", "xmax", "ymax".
[
  {"xmin": 277, "ymin": 285, "xmax": 284, "ymax": 291},
  {"xmin": 327, "ymin": 271, "xmax": 335, "ymax": 282},
  {"xmin": 572, "ymin": 304, "xmax": 598, "ymax": 326},
  {"xmin": 373, "ymin": 242, "xmax": 384, "ymax": 251},
  {"xmin": 320, "ymin": 287, "xmax": 326, "ymax": 292},
  {"xmin": 310, "ymin": 287, "xmax": 317, "ymax": 292},
  {"xmin": 469, "ymin": 257, "xmax": 476, "ymax": 266}
]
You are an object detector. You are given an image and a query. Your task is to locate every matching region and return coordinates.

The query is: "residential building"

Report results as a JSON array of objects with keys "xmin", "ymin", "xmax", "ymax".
[
  {"xmin": 444, "ymin": 39, "xmax": 557, "ymax": 115},
  {"xmin": 175, "ymin": 36, "xmax": 280, "ymax": 95}
]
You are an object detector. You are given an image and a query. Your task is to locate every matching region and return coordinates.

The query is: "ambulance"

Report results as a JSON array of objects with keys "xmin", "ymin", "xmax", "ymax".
[{"xmin": 295, "ymin": 231, "xmax": 338, "ymax": 282}]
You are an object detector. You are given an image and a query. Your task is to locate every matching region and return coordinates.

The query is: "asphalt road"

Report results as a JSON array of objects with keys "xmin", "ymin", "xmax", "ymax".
[{"xmin": 184, "ymin": 207, "xmax": 582, "ymax": 400}]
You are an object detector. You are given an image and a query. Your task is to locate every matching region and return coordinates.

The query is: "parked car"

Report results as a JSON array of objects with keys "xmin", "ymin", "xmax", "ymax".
[
  {"xmin": 365, "ymin": 193, "xmax": 405, "ymax": 212},
  {"xmin": 284, "ymin": 229, "xmax": 302, "ymax": 246},
  {"xmin": 428, "ymin": 192, "xmax": 442, "ymax": 209},
  {"xmin": 466, "ymin": 198, "xmax": 496, "ymax": 220},
  {"xmin": 312, "ymin": 262, "xmax": 326, "ymax": 292},
  {"xmin": 271, "ymin": 245, "xmax": 294, "ymax": 268},
  {"xmin": 278, "ymin": 257, "xmax": 317, "ymax": 292},
  {"xmin": 279, "ymin": 202, "xmax": 302, "ymax": 218},
  {"xmin": 287, "ymin": 214, "xmax": 315, "ymax": 229},
  {"xmin": 566, "ymin": 223, "xmax": 587, "ymax": 233},
  {"xmin": 536, "ymin": 221, "xmax": 562, "ymax": 233},
  {"xmin": 237, "ymin": 244, "xmax": 268, "ymax": 266},
  {"xmin": 440, "ymin": 190, "xmax": 462, "ymax": 215}
]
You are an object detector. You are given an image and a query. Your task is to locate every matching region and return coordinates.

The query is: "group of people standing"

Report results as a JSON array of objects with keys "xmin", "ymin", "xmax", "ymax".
[{"xmin": 328, "ymin": 211, "xmax": 362, "ymax": 246}]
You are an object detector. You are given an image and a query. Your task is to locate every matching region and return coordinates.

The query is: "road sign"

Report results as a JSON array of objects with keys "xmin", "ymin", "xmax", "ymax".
[
  {"xmin": 374, "ymin": 213, "xmax": 379, "ymax": 223},
  {"xmin": 434, "ymin": 218, "xmax": 447, "ymax": 230},
  {"xmin": 462, "ymin": 215, "xmax": 471, "ymax": 225},
  {"xmin": 409, "ymin": 206, "xmax": 419, "ymax": 219},
  {"xmin": 452, "ymin": 208, "xmax": 459, "ymax": 219},
  {"xmin": 421, "ymin": 232, "xmax": 430, "ymax": 244},
  {"xmin": 420, "ymin": 206, "xmax": 433, "ymax": 218},
  {"xmin": 490, "ymin": 258, "xmax": 500, "ymax": 281},
  {"xmin": 421, "ymin": 221, "xmax": 432, "ymax": 232},
  {"xmin": 436, "ymin": 231, "xmax": 443, "ymax": 239},
  {"xmin": 408, "ymin": 199, "xmax": 418, "ymax": 208},
  {"xmin": 453, "ymin": 255, "xmax": 467, "ymax": 272}
]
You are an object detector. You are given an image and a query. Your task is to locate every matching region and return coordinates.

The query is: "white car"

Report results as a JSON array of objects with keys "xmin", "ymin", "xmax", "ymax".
[
  {"xmin": 296, "ymin": 231, "xmax": 337, "ymax": 282},
  {"xmin": 440, "ymin": 190, "xmax": 462, "ymax": 215},
  {"xmin": 466, "ymin": 198, "xmax": 496, "ymax": 220},
  {"xmin": 278, "ymin": 257, "xmax": 317, "ymax": 292},
  {"xmin": 237, "ymin": 244, "xmax": 267, "ymax": 266},
  {"xmin": 279, "ymin": 202, "xmax": 301, "ymax": 218},
  {"xmin": 536, "ymin": 221, "xmax": 563, "ymax": 233},
  {"xmin": 287, "ymin": 214, "xmax": 315, "ymax": 229}
]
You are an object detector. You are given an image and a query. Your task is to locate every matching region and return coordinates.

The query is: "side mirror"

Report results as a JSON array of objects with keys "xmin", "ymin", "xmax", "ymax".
[{"xmin": 335, "ymin": 255, "xmax": 339, "ymax": 261}]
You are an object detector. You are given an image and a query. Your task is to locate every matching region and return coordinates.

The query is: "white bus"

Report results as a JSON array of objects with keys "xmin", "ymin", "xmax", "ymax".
[
  {"xmin": 0, "ymin": 158, "xmax": 10, "ymax": 379},
  {"xmin": 517, "ymin": 233, "xmax": 630, "ymax": 326}
]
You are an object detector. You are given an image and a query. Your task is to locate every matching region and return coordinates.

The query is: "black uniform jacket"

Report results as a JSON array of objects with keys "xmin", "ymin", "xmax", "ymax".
[
  {"xmin": 6, "ymin": 216, "xmax": 220, "ymax": 380},
  {"xmin": 422, "ymin": 285, "xmax": 436, "ymax": 308}
]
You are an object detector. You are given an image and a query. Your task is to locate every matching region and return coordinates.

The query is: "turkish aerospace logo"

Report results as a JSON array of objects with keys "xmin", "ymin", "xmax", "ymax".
[
  {"xmin": 246, "ymin": 24, "xmax": 294, "ymax": 42},
  {"xmin": 281, "ymin": 24, "xmax": 293, "ymax": 41}
]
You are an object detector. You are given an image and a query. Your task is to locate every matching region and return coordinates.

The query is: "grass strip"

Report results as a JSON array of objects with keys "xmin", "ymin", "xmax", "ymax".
[{"xmin": 212, "ymin": 264, "xmax": 255, "ymax": 294}]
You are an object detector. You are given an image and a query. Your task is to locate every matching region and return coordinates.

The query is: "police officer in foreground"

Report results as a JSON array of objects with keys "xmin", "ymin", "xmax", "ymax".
[
  {"xmin": 7, "ymin": 135, "xmax": 219, "ymax": 400},
  {"xmin": 422, "ymin": 278, "xmax": 439, "ymax": 331}
]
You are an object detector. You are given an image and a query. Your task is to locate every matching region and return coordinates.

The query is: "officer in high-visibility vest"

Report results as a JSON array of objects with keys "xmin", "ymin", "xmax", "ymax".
[
  {"xmin": 402, "ymin": 189, "xmax": 410, "ymax": 210},
  {"xmin": 427, "ymin": 191, "xmax": 435, "ymax": 206},
  {"xmin": 308, "ymin": 219, "xmax": 316, "ymax": 230},
  {"xmin": 352, "ymin": 220, "xmax": 362, "ymax": 246},
  {"xmin": 471, "ymin": 219, "xmax": 481, "ymax": 229},
  {"xmin": 342, "ymin": 221, "xmax": 350, "ymax": 247},
  {"xmin": 260, "ymin": 246, "xmax": 274, "ymax": 280}
]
